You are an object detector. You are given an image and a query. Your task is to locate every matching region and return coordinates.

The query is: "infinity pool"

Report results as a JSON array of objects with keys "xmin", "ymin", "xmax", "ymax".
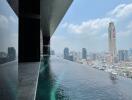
[{"xmin": 36, "ymin": 56, "xmax": 132, "ymax": 100}]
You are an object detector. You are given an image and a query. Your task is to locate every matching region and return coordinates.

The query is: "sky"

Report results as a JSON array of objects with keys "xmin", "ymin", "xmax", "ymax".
[
  {"xmin": 0, "ymin": 0, "xmax": 18, "ymax": 53},
  {"xmin": 0, "ymin": 0, "xmax": 132, "ymax": 55},
  {"xmin": 51, "ymin": 0, "xmax": 132, "ymax": 54}
]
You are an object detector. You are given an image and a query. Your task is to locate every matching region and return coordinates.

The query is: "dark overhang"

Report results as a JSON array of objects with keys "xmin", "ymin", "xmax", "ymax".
[
  {"xmin": 7, "ymin": 0, "xmax": 73, "ymax": 37},
  {"xmin": 7, "ymin": 0, "xmax": 18, "ymax": 15},
  {"xmin": 41, "ymin": 0, "xmax": 73, "ymax": 37}
]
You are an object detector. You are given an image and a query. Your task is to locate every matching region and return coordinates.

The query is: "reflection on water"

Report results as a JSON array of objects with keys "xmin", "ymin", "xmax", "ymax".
[
  {"xmin": 36, "ymin": 56, "xmax": 132, "ymax": 100},
  {"xmin": 36, "ymin": 56, "xmax": 55, "ymax": 100}
]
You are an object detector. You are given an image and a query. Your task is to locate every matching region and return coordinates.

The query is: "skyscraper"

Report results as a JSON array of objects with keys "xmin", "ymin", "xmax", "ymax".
[
  {"xmin": 8, "ymin": 47, "xmax": 16, "ymax": 61},
  {"xmin": 108, "ymin": 22, "xmax": 117, "ymax": 63},
  {"xmin": 64, "ymin": 48, "xmax": 69, "ymax": 59},
  {"xmin": 129, "ymin": 48, "xmax": 132, "ymax": 56},
  {"xmin": 118, "ymin": 50, "xmax": 128, "ymax": 61},
  {"xmin": 82, "ymin": 48, "xmax": 87, "ymax": 59}
]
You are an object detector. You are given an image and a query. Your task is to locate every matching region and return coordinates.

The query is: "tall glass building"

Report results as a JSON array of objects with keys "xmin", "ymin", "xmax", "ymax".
[
  {"xmin": 82, "ymin": 48, "xmax": 87, "ymax": 59},
  {"xmin": 108, "ymin": 22, "xmax": 117, "ymax": 63}
]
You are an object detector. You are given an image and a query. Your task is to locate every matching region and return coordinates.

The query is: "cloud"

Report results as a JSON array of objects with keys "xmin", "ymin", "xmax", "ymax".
[
  {"xmin": 63, "ymin": 18, "xmax": 113, "ymax": 35},
  {"xmin": 109, "ymin": 3, "xmax": 132, "ymax": 18},
  {"xmin": 62, "ymin": 3, "xmax": 132, "ymax": 37},
  {"xmin": 51, "ymin": 3, "xmax": 132, "ymax": 52},
  {"xmin": 0, "ymin": 15, "xmax": 8, "ymax": 29}
]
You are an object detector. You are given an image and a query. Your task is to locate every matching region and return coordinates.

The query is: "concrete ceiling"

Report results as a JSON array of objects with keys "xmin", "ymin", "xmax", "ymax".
[
  {"xmin": 7, "ymin": 0, "xmax": 18, "ymax": 15},
  {"xmin": 40, "ymin": 0, "xmax": 73, "ymax": 37},
  {"xmin": 7, "ymin": 0, "xmax": 73, "ymax": 37}
]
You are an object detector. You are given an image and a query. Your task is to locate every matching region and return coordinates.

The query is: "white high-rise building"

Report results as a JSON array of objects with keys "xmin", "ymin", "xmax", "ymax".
[{"xmin": 108, "ymin": 22, "xmax": 117, "ymax": 63}]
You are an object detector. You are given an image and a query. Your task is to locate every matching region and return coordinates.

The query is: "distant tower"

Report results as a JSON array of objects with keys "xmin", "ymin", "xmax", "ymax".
[
  {"xmin": 82, "ymin": 48, "xmax": 87, "ymax": 59},
  {"xmin": 118, "ymin": 50, "xmax": 128, "ymax": 61},
  {"xmin": 108, "ymin": 22, "xmax": 117, "ymax": 63},
  {"xmin": 8, "ymin": 47, "xmax": 16, "ymax": 61},
  {"xmin": 64, "ymin": 48, "xmax": 69, "ymax": 59}
]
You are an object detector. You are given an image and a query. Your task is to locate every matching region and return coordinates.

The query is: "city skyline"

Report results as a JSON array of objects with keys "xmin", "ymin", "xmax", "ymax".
[
  {"xmin": 51, "ymin": 0, "xmax": 132, "ymax": 53},
  {"xmin": 0, "ymin": 47, "xmax": 16, "ymax": 64}
]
